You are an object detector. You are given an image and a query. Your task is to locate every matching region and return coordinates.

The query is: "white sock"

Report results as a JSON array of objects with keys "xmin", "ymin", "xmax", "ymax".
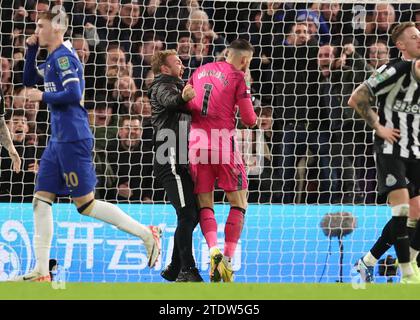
[
  {"xmin": 407, "ymin": 218, "xmax": 418, "ymax": 228},
  {"xmin": 400, "ymin": 262, "xmax": 414, "ymax": 277},
  {"xmin": 410, "ymin": 247, "xmax": 419, "ymax": 262},
  {"xmin": 33, "ymin": 196, "xmax": 53, "ymax": 276},
  {"xmin": 89, "ymin": 200, "xmax": 152, "ymax": 245},
  {"xmin": 363, "ymin": 251, "xmax": 378, "ymax": 267},
  {"xmin": 391, "ymin": 204, "xmax": 410, "ymax": 216}
]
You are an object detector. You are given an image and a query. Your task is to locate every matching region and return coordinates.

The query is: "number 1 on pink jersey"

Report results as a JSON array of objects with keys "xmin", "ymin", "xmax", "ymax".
[{"xmin": 201, "ymin": 83, "xmax": 213, "ymax": 116}]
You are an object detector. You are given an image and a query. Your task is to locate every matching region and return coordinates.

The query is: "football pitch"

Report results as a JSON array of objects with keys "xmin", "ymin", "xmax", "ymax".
[{"xmin": 0, "ymin": 283, "xmax": 419, "ymax": 300}]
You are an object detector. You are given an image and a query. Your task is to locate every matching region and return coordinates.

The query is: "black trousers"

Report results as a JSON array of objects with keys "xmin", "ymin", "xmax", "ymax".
[{"xmin": 154, "ymin": 161, "xmax": 199, "ymax": 269}]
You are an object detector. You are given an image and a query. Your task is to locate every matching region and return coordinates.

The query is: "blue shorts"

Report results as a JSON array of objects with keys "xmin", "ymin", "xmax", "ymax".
[{"xmin": 35, "ymin": 139, "xmax": 97, "ymax": 197}]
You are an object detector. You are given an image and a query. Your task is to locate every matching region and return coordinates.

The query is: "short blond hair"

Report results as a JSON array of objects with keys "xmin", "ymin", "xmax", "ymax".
[
  {"xmin": 38, "ymin": 10, "xmax": 69, "ymax": 33},
  {"xmin": 391, "ymin": 21, "xmax": 416, "ymax": 45},
  {"xmin": 151, "ymin": 50, "xmax": 177, "ymax": 74}
]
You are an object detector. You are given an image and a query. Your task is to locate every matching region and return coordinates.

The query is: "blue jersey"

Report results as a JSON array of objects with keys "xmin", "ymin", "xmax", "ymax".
[{"xmin": 24, "ymin": 40, "xmax": 93, "ymax": 142}]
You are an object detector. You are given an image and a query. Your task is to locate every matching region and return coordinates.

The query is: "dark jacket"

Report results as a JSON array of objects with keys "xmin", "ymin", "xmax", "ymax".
[
  {"xmin": 148, "ymin": 73, "xmax": 190, "ymax": 165},
  {"xmin": 105, "ymin": 140, "xmax": 154, "ymax": 203},
  {"xmin": 0, "ymin": 141, "xmax": 38, "ymax": 202},
  {"xmin": 319, "ymin": 66, "xmax": 371, "ymax": 132},
  {"xmin": 272, "ymin": 39, "xmax": 320, "ymax": 127}
]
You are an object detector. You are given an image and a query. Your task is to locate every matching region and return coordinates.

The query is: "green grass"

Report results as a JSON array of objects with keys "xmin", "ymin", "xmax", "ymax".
[{"xmin": 0, "ymin": 283, "xmax": 420, "ymax": 300}]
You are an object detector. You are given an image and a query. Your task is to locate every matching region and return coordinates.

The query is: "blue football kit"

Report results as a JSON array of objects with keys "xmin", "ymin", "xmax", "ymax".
[{"xmin": 23, "ymin": 40, "xmax": 96, "ymax": 197}]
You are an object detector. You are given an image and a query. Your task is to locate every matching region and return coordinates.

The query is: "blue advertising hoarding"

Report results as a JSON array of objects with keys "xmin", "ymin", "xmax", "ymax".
[{"xmin": 0, "ymin": 203, "xmax": 394, "ymax": 283}]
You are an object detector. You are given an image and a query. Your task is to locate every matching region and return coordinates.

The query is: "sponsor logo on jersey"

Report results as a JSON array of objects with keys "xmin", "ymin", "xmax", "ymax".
[
  {"xmin": 61, "ymin": 69, "xmax": 73, "ymax": 77},
  {"xmin": 58, "ymin": 56, "xmax": 70, "ymax": 70},
  {"xmin": 367, "ymin": 66, "xmax": 396, "ymax": 87},
  {"xmin": 392, "ymin": 100, "xmax": 420, "ymax": 115},
  {"xmin": 45, "ymin": 82, "xmax": 57, "ymax": 92}
]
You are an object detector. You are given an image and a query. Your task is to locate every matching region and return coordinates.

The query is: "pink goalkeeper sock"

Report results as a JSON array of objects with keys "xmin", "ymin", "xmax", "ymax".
[
  {"xmin": 224, "ymin": 207, "xmax": 245, "ymax": 258},
  {"xmin": 200, "ymin": 207, "xmax": 218, "ymax": 248}
]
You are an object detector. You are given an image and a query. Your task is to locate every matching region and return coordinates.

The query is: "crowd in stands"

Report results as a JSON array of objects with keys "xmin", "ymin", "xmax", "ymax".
[{"xmin": 0, "ymin": 1, "xmax": 419, "ymax": 204}]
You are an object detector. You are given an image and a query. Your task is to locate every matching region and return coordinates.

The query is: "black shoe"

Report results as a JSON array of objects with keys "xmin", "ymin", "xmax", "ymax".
[
  {"xmin": 175, "ymin": 267, "xmax": 204, "ymax": 282},
  {"xmin": 161, "ymin": 264, "xmax": 180, "ymax": 282}
]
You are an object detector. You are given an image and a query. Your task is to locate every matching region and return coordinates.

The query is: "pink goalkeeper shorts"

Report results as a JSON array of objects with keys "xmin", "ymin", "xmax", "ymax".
[{"xmin": 189, "ymin": 149, "xmax": 248, "ymax": 194}]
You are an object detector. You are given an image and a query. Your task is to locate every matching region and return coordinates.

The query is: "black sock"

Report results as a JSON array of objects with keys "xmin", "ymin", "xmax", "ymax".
[
  {"xmin": 370, "ymin": 219, "xmax": 393, "ymax": 259},
  {"xmin": 170, "ymin": 231, "xmax": 181, "ymax": 269},
  {"xmin": 176, "ymin": 206, "xmax": 198, "ymax": 269},
  {"xmin": 410, "ymin": 219, "xmax": 420, "ymax": 253},
  {"xmin": 407, "ymin": 218, "xmax": 417, "ymax": 241},
  {"xmin": 392, "ymin": 216, "xmax": 410, "ymax": 263},
  {"xmin": 408, "ymin": 227, "xmax": 416, "ymax": 242}
]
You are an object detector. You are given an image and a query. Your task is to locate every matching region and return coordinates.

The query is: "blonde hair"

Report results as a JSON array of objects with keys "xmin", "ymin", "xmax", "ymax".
[
  {"xmin": 391, "ymin": 21, "xmax": 416, "ymax": 45},
  {"xmin": 151, "ymin": 50, "xmax": 177, "ymax": 74},
  {"xmin": 38, "ymin": 10, "xmax": 69, "ymax": 34}
]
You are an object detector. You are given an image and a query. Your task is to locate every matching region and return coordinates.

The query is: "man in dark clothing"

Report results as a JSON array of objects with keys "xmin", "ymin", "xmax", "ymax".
[
  {"xmin": 272, "ymin": 22, "xmax": 338, "ymax": 203},
  {"xmin": 132, "ymin": 32, "xmax": 164, "ymax": 90},
  {"xmin": 0, "ymin": 88, "xmax": 21, "ymax": 188},
  {"xmin": 0, "ymin": 109, "xmax": 38, "ymax": 202},
  {"xmin": 317, "ymin": 44, "xmax": 372, "ymax": 203},
  {"xmin": 176, "ymin": 32, "xmax": 200, "ymax": 81},
  {"xmin": 106, "ymin": 115, "xmax": 153, "ymax": 203},
  {"xmin": 148, "ymin": 49, "xmax": 202, "ymax": 282}
]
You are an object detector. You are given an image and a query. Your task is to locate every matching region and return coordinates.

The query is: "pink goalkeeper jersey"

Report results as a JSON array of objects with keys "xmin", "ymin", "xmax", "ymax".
[{"xmin": 187, "ymin": 61, "xmax": 256, "ymax": 151}]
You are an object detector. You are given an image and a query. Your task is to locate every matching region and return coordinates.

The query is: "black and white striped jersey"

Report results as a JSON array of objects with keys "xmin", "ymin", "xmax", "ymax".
[{"xmin": 365, "ymin": 59, "xmax": 420, "ymax": 160}]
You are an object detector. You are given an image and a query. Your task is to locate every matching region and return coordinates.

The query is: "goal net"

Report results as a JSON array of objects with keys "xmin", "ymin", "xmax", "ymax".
[{"xmin": 0, "ymin": 0, "xmax": 418, "ymax": 283}]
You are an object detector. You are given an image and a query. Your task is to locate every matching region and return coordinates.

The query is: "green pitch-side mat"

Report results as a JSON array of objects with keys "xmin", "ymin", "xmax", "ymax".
[{"xmin": 0, "ymin": 283, "xmax": 419, "ymax": 300}]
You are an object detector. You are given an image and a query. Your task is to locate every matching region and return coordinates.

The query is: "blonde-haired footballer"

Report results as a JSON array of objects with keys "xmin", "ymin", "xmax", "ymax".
[{"xmin": 349, "ymin": 22, "xmax": 420, "ymax": 284}]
